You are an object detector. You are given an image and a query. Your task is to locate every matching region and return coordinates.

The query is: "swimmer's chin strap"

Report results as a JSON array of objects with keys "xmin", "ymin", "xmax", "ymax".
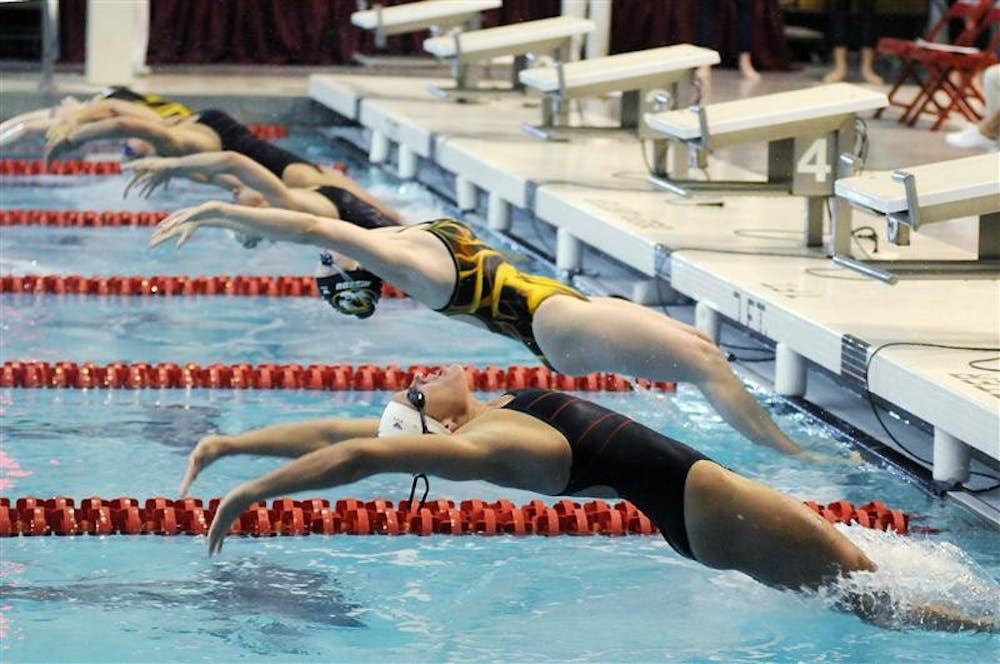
[{"xmin": 408, "ymin": 474, "xmax": 429, "ymax": 511}]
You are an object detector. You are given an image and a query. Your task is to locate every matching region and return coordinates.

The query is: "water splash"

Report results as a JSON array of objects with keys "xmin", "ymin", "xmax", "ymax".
[{"xmin": 818, "ymin": 525, "xmax": 999, "ymax": 631}]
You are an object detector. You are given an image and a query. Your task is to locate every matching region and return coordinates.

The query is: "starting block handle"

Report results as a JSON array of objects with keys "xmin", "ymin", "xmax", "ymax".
[
  {"xmin": 890, "ymin": 169, "xmax": 921, "ymax": 231},
  {"xmin": 689, "ymin": 104, "xmax": 711, "ymax": 152}
]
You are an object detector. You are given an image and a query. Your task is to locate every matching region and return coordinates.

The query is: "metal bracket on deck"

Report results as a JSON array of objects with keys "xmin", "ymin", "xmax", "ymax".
[{"xmin": 887, "ymin": 169, "xmax": 920, "ymax": 245}]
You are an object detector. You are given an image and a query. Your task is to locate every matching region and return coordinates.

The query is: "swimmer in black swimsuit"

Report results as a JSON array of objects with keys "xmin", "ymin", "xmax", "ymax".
[
  {"xmin": 176, "ymin": 364, "xmax": 996, "ymax": 633},
  {"xmin": 124, "ymin": 149, "xmax": 400, "ymax": 318},
  {"xmin": 43, "ymin": 105, "xmax": 401, "ymax": 231},
  {"xmin": 152, "ymin": 205, "xmax": 824, "ymax": 457},
  {"xmin": 42, "ymin": 103, "xmax": 401, "ymax": 318}
]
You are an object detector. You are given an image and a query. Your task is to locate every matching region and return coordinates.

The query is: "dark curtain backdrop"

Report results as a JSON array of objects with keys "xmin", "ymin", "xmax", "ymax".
[{"xmin": 58, "ymin": 0, "xmax": 789, "ymax": 70}]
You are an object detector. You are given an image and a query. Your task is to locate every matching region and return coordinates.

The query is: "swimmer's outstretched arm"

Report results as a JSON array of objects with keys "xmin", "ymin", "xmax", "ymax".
[
  {"xmin": 843, "ymin": 590, "xmax": 998, "ymax": 633},
  {"xmin": 179, "ymin": 417, "xmax": 379, "ymax": 497},
  {"xmin": 125, "ymin": 151, "xmax": 297, "ymax": 208},
  {"xmin": 66, "ymin": 98, "xmax": 164, "ymax": 127},
  {"xmin": 206, "ymin": 433, "xmax": 493, "ymax": 555},
  {"xmin": 0, "ymin": 115, "xmax": 54, "ymax": 147},
  {"xmin": 44, "ymin": 116, "xmax": 180, "ymax": 165}
]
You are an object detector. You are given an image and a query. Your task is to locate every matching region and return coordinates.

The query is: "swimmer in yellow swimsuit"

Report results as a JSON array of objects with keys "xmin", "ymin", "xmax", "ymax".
[
  {"xmin": 150, "ymin": 205, "xmax": 853, "ymax": 461},
  {"xmin": 421, "ymin": 219, "xmax": 587, "ymax": 366},
  {"xmin": 98, "ymin": 86, "xmax": 193, "ymax": 120},
  {"xmin": 1, "ymin": 86, "xmax": 191, "ymax": 148}
]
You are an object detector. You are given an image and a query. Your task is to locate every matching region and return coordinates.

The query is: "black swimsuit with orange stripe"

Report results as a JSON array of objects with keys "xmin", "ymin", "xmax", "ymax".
[
  {"xmin": 421, "ymin": 219, "xmax": 587, "ymax": 367},
  {"xmin": 502, "ymin": 388, "xmax": 712, "ymax": 559}
]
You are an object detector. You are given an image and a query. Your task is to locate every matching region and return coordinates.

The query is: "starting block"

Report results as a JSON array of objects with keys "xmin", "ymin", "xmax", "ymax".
[
  {"xmin": 831, "ymin": 152, "xmax": 1000, "ymax": 282},
  {"xmin": 518, "ymin": 44, "xmax": 719, "ymax": 140},
  {"xmin": 352, "ymin": 1, "xmax": 501, "ymax": 51},
  {"xmin": 644, "ymin": 83, "xmax": 888, "ymax": 247},
  {"xmin": 423, "ymin": 16, "xmax": 595, "ymax": 97}
]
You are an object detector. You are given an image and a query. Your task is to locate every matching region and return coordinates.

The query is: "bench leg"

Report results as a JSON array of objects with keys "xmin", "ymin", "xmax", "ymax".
[
  {"xmin": 648, "ymin": 139, "xmax": 669, "ymax": 178},
  {"xmin": 487, "ymin": 194, "xmax": 511, "ymax": 231},
  {"xmin": 397, "ymin": 146, "xmax": 418, "ymax": 180},
  {"xmin": 805, "ymin": 197, "xmax": 824, "ymax": 248},
  {"xmin": 829, "ymin": 152, "xmax": 858, "ymax": 256},
  {"xmin": 979, "ymin": 212, "xmax": 999, "ymax": 260},
  {"xmin": 369, "ymin": 130, "xmax": 390, "ymax": 164},
  {"xmin": 694, "ymin": 302, "xmax": 720, "ymax": 343},
  {"xmin": 620, "ymin": 90, "xmax": 640, "ymax": 130},
  {"xmin": 774, "ymin": 343, "xmax": 807, "ymax": 397},
  {"xmin": 556, "ymin": 228, "xmax": 582, "ymax": 275},
  {"xmin": 455, "ymin": 177, "xmax": 477, "ymax": 212},
  {"xmin": 669, "ymin": 141, "xmax": 690, "ymax": 180},
  {"xmin": 830, "ymin": 196, "xmax": 852, "ymax": 256},
  {"xmin": 933, "ymin": 428, "xmax": 970, "ymax": 489}
]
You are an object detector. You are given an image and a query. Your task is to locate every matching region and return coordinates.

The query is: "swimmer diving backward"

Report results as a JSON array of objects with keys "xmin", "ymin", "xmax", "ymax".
[
  {"xmin": 180, "ymin": 366, "xmax": 996, "ymax": 633},
  {"xmin": 150, "ymin": 200, "xmax": 860, "ymax": 460},
  {"xmin": 37, "ymin": 97, "xmax": 402, "ymax": 318},
  {"xmin": 121, "ymin": 150, "xmax": 401, "ymax": 319},
  {"xmin": 42, "ymin": 101, "xmax": 400, "ymax": 233},
  {"xmin": 0, "ymin": 86, "xmax": 190, "ymax": 149}
]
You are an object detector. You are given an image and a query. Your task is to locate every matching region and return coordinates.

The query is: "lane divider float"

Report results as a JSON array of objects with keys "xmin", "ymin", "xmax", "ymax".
[
  {"xmin": 0, "ymin": 497, "xmax": 915, "ymax": 538},
  {"xmin": 0, "ymin": 155, "xmax": 346, "ymax": 178},
  {"xmin": 3, "ymin": 273, "xmax": 323, "ymax": 297},
  {"xmin": 1, "ymin": 274, "xmax": 407, "ymax": 299},
  {"xmin": 0, "ymin": 160, "xmax": 121, "ymax": 176},
  {"xmin": 2, "ymin": 209, "xmax": 168, "ymax": 227},
  {"xmin": 0, "ymin": 361, "xmax": 677, "ymax": 392}
]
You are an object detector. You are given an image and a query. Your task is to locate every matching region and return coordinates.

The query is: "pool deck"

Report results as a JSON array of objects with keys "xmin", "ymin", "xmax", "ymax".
[{"xmin": 2, "ymin": 64, "xmax": 997, "ymax": 525}]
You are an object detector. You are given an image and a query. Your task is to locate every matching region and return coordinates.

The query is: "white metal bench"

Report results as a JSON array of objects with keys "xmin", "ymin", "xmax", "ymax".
[
  {"xmin": 423, "ymin": 15, "xmax": 595, "ymax": 95},
  {"xmin": 517, "ymin": 44, "xmax": 719, "ymax": 137},
  {"xmin": 644, "ymin": 83, "xmax": 888, "ymax": 247},
  {"xmin": 352, "ymin": 0, "xmax": 500, "ymax": 50},
  {"xmin": 831, "ymin": 152, "xmax": 1000, "ymax": 282}
]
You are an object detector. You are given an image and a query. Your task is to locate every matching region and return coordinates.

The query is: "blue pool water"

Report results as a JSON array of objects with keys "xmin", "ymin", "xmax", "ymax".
[{"xmin": 2, "ymin": 130, "xmax": 998, "ymax": 662}]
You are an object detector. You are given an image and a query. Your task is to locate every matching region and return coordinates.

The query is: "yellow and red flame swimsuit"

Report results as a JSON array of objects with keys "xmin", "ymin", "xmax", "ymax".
[{"xmin": 420, "ymin": 219, "xmax": 588, "ymax": 368}]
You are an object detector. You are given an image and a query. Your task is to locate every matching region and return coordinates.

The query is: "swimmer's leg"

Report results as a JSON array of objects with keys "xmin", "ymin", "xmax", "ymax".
[{"xmin": 533, "ymin": 296, "xmax": 803, "ymax": 455}]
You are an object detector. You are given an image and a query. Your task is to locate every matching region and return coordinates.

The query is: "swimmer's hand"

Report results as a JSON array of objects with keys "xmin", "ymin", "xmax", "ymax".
[
  {"xmin": 179, "ymin": 434, "xmax": 228, "ymax": 497},
  {"xmin": 150, "ymin": 201, "xmax": 230, "ymax": 249},
  {"xmin": 795, "ymin": 449, "xmax": 864, "ymax": 465},
  {"xmin": 123, "ymin": 157, "xmax": 180, "ymax": 198},
  {"xmin": 123, "ymin": 157, "xmax": 215, "ymax": 199},
  {"xmin": 43, "ymin": 124, "xmax": 76, "ymax": 166},
  {"xmin": 206, "ymin": 485, "xmax": 255, "ymax": 556},
  {"xmin": 151, "ymin": 201, "xmax": 316, "ymax": 249}
]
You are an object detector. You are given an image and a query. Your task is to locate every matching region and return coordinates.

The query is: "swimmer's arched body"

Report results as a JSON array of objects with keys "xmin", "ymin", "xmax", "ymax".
[
  {"xmin": 182, "ymin": 366, "xmax": 996, "ymax": 633},
  {"xmin": 41, "ymin": 104, "xmax": 400, "ymax": 231},
  {"xmin": 151, "ymin": 203, "xmax": 853, "ymax": 459},
  {"xmin": 0, "ymin": 86, "xmax": 191, "ymax": 148},
  {"xmin": 124, "ymin": 151, "xmax": 400, "ymax": 230},
  {"xmin": 38, "ymin": 99, "xmax": 401, "ymax": 317}
]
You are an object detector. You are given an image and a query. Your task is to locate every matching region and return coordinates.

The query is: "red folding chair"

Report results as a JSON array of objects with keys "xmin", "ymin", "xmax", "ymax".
[
  {"xmin": 875, "ymin": 0, "xmax": 993, "ymax": 124},
  {"xmin": 901, "ymin": 6, "xmax": 1000, "ymax": 130}
]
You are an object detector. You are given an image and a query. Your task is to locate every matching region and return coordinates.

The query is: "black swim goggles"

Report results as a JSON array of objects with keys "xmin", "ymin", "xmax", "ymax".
[{"xmin": 405, "ymin": 385, "xmax": 430, "ymax": 511}]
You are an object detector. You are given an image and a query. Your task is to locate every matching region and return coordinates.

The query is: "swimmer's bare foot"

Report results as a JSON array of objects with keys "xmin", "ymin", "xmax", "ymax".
[
  {"xmin": 861, "ymin": 69, "xmax": 884, "ymax": 85},
  {"xmin": 739, "ymin": 53, "xmax": 760, "ymax": 82},
  {"xmin": 696, "ymin": 64, "xmax": 712, "ymax": 88},
  {"xmin": 823, "ymin": 67, "xmax": 847, "ymax": 83}
]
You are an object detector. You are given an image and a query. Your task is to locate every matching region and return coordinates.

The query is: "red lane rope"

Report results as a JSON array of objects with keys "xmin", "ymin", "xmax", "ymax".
[
  {"xmin": 0, "ymin": 496, "xmax": 914, "ymax": 537},
  {"xmin": 0, "ymin": 361, "xmax": 677, "ymax": 392},
  {"xmin": 244, "ymin": 124, "xmax": 289, "ymax": 140},
  {"xmin": 0, "ymin": 274, "xmax": 407, "ymax": 299},
  {"xmin": 1, "ymin": 209, "xmax": 168, "ymax": 227},
  {"xmin": 0, "ymin": 160, "xmax": 121, "ymax": 176}
]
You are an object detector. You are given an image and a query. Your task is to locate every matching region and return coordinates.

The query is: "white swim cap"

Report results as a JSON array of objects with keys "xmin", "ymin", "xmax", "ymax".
[{"xmin": 377, "ymin": 400, "xmax": 450, "ymax": 437}]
